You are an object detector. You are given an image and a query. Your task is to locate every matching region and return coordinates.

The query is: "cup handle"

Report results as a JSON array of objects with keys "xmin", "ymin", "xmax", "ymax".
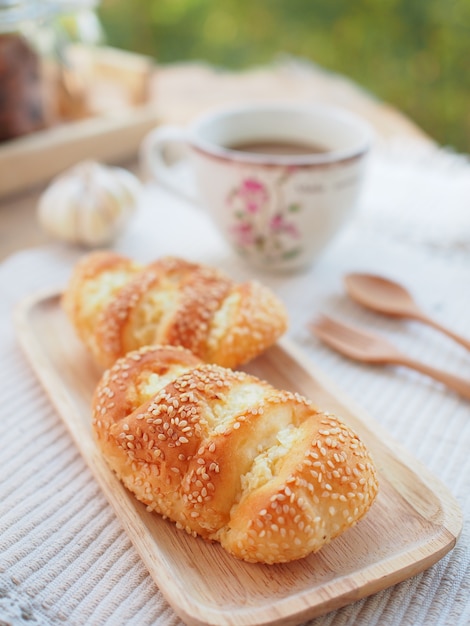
[{"xmin": 139, "ymin": 125, "xmax": 197, "ymax": 203}]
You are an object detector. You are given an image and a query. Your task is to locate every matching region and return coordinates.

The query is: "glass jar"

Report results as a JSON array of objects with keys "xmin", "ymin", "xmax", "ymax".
[
  {"xmin": 0, "ymin": 0, "xmax": 55, "ymax": 141},
  {"xmin": 0, "ymin": 0, "xmax": 103, "ymax": 142},
  {"xmin": 52, "ymin": 0, "xmax": 104, "ymax": 47},
  {"xmin": 49, "ymin": 0, "xmax": 104, "ymax": 120}
]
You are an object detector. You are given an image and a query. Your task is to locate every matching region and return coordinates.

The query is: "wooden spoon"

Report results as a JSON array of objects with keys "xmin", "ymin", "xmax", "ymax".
[
  {"xmin": 344, "ymin": 273, "xmax": 470, "ymax": 351},
  {"xmin": 310, "ymin": 315, "xmax": 470, "ymax": 400}
]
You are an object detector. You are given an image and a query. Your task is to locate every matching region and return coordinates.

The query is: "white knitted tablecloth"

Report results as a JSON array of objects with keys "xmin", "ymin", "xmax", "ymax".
[{"xmin": 1, "ymin": 143, "xmax": 469, "ymax": 626}]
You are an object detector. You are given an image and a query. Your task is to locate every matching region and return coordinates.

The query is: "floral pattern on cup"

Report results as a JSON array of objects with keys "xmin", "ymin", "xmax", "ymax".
[{"xmin": 227, "ymin": 173, "xmax": 302, "ymax": 262}]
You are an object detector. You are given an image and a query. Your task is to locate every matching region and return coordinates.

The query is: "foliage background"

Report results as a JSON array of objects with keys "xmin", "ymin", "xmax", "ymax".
[{"xmin": 99, "ymin": 0, "xmax": 469, "ymax": 153}]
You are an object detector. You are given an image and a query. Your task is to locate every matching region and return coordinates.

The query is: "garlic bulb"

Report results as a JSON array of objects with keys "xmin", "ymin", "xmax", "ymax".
[{"xmin": 38, "ymin": 160, "xmax": 142, "ymax": 247}]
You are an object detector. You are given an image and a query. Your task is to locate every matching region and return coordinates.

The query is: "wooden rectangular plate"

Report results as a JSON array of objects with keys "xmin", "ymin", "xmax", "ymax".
[
  {"xmin": 14, "ymin": 291, "xmax": 462, "ymax": 626},
  {"xmin": 0, "ymin": 46, "xmax": 157, "ymax": 198}
]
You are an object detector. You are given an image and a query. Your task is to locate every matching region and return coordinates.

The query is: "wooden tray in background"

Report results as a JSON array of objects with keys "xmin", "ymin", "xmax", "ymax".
[
  {"xmin": 14, "ymin": 291, "xmax": 462, "ymax": 626},
  {"xmin": 0, "ymin": 46, "xmax": 159, "ymax": 198}
]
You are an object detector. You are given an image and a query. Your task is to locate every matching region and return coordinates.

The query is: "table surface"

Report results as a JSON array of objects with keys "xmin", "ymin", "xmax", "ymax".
[{"xmin": 0, "ymin": 60, "xmax": 433, "ymax": 262}]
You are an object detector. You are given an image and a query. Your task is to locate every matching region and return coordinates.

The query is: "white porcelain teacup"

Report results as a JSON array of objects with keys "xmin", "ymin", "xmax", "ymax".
[{"xmin": 140, "ymin": 103, "xmax": 372, "ymax": 271}]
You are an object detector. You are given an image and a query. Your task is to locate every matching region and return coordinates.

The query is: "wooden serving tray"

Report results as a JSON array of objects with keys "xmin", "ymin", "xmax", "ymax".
[
  {"xmin": 14, "ymin": 291, "xmax": 462, "ymax": 626},
  {"xmin": 0, "ymin": 46, "xmax": 158, "ymax": 198}
]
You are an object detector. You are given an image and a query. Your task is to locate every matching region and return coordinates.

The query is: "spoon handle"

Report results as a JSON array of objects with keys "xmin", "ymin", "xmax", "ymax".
[
  {"xmin": 391, "ymin": 355, "xmax": 470, "ymax": 400},
  {"xmin": 421, "ymin": 315, "xmax": 470, "ymax": 352}
]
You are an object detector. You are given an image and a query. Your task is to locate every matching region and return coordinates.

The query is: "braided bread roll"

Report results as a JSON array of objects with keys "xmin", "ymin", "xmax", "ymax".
[
  {"xmin": 63, "ymin": 251, "xmax": 288, "ymax": 369},
  {"xmin": 92, "ymin": 345, "xmax": 379, "ymax": 564}
]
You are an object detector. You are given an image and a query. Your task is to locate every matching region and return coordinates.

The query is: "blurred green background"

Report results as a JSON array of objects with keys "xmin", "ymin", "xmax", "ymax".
[{"xmin": 98, "ymin": 0, "xmax": 469, "ymax": 153}]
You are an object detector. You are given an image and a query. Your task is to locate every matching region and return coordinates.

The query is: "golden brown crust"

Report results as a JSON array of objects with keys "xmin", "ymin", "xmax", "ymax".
[
  {"xmin": 63, "ymin": 251, "xmax": 288, "ymax": 368},
  {"xmin": 94, "ymin": 257, "xmax": 234, "ymax": 365},
  {"xmin": 92, "ymin": 345, "xmax": 379, "ymax": 564},
  {"xmin": 61, "ymin": 251, "xmax": 142, "ymax": 357},
  {"xmin": 205, "ymin": 280, "xmax": 288, "ymax": 369}
]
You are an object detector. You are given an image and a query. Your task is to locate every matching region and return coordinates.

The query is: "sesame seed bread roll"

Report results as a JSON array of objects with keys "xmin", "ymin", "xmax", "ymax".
[
  {"xmin": 92, "ymin": 345, "xmax": 379, "ymax": 564},
  {"xmin": 63, "ymin": 251, "xmax": 288, "ymax": 369}
]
